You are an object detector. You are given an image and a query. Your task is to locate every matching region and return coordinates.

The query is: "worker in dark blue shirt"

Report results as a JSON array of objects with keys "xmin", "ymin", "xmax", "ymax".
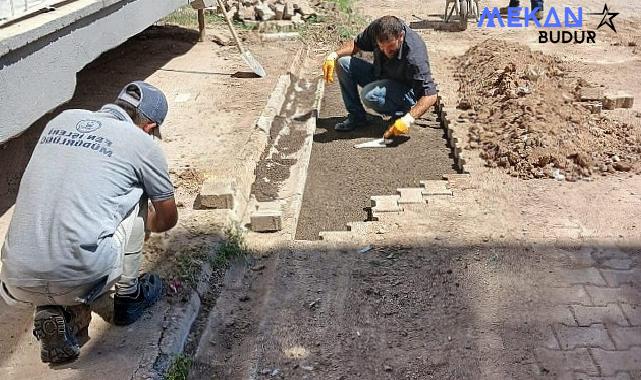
[{"xmin": 322, "ymin": 16, "xmax": 438, "ymax": 139}]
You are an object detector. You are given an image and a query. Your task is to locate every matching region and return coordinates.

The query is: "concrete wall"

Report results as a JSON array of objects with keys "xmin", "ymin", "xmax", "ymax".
[
  {"xmin": 0, "ymin": 0, "xmax": 187, "ymax": 144},
  {"xmin": 1, "ymin": 0, "xmax": 53, "ymax": 22}
]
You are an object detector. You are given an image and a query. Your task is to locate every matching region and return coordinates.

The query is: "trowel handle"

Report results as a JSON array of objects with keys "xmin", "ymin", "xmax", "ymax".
[{"xmin": 216, "ymin": 0, "xmax": 246, "ymax": 55}]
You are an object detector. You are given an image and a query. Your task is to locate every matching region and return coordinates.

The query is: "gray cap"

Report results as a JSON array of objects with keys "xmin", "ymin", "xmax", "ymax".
[{"xmin": 117, "ymin": 81, "xmax": 168, "ymax": 139}]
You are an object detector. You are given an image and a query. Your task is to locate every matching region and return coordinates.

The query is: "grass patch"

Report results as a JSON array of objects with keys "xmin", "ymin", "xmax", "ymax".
[
  {"xmin": 161, "ymin": 5, "xmax": 250, "ymax": 30},
  {"xmin": 166, "ymin": 354, "xmax": 193, "ymax": 380},
  {"xmin": 210, "ymin": 225, "xmax": 248, "ymax": 269}
]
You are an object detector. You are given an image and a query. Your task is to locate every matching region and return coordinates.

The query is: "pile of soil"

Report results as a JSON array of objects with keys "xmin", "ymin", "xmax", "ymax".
[{"xmin": 456, "ymin": 39, "xmax": 641, "ymax": 181}]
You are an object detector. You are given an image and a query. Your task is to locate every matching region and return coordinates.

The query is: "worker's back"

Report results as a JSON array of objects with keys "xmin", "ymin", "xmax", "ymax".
[{"xmin": 1, "ymin": 104, "xmax": 172, "ymax": 289}]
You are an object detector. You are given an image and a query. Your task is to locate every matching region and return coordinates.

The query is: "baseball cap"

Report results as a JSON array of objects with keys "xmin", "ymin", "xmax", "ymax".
[{"xmin": 117, "ymin": 81, "xmax": 168, "ymax": 139}]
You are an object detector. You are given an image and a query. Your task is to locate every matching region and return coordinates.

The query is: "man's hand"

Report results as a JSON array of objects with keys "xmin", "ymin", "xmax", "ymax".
[
  {"xmin": 384, "ymin": 113, "xmax": 414, "ymax": 139},
  {"xmin": 322, "ymin": 52, "xmax": 339, "ymax": 84}
]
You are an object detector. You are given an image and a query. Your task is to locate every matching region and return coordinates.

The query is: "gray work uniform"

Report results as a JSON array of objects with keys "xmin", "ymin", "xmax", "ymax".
[{"xmin": 0, "ymin": 104, "xmax": 174, "ymax": 306}]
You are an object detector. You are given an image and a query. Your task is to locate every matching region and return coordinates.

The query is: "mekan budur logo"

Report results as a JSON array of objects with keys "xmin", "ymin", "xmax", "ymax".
[{"xmin": 478, "ymin": 3, "xmax": 619, "ymax": 44}]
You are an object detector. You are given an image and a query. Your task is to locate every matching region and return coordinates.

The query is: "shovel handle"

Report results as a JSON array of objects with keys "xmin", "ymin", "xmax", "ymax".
[{"xmin": 216, "ymin": 0, "xmax": 245, "ymax": 55}]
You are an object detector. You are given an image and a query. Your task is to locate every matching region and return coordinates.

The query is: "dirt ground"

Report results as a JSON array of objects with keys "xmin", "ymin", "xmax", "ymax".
[
  {"xmin": 3, "ymin": 0, "xmax": 641, "ymax": 379},
  {"xmin": 295, "ymin": 83, "xmax": 456, "ymax": 240}
]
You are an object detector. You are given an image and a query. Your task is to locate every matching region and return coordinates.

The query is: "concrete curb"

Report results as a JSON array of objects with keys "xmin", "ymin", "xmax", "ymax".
[
  {"xmin": 150, "ymin": 45, "xmax": 310, "ymax": 378},
  {"xmin": 437, "ymin": 95, "xmax": 468, "ymax": 174},
  {"xmin": 196, "ymin": 44, "xmax": 310, "ymax": 228}
]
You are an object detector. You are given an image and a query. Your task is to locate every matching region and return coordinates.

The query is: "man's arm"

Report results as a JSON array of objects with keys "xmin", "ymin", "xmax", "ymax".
[
  {"xmin": 334, "ymin": 40, "xmax": 360, "ymax": 57},
  {"xmin": 147, "ymin": 198, "xmax": 178, "ymax": 233},
  {"xmin": 408, "ymin": 94, "xmax": 438, "ymax": 119}
]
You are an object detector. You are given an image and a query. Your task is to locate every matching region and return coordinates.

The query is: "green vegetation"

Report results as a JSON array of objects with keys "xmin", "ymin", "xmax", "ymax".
[
  {"xmin": 166, "ymin": 354, "xmax": 193, "ymax": 380},
  {"xmin": 210, "ymin": 225, "xmax": 248, "ymax": 269}
]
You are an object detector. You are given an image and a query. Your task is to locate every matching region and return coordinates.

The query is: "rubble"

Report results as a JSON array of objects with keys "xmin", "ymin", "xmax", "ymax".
[
  {"xmin": 207, "ymin": 0, "xmax": 318, "ymax": 28},
  {"xmin": 457, "ymin": 39, "xmax": 641, "ymax": 180}
]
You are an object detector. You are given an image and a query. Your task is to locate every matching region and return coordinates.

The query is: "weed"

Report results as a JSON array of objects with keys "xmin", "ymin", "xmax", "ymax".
[
  {"xmin": 210, "ymin": 225, "xmax": 248, "ymax": 269},
  {"xmin": 166, "ymin": 354, "xmax": 193, "ymax": 380}
]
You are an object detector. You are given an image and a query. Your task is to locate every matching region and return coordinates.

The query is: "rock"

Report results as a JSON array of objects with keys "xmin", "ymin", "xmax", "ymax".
[
  {"xmin": 614, "ymin": 162, "xmax": 632, "ymax": 172},
  {"xmin": 291, "ymin": 13, "xmax": 304, "ymax": 26},
  {"xmin": 211, "ymin": 32, "xmax": 231, "ymax": 46},
  {"xmin": 283, "ymin": 2, "xmax": 293, "ymax": 19},
  {"xmin": 525, "ymin": 64, "xmax": 546, "ymax": 81},
  {"xmin": 238, "ymin": 5, "xmax": 255, "ymax": 20},
  {"xmin": 272, "ymin": 3, "xmax": 285, "ymax": 19},
  {"xmin": 256, "ymin": 3, "xmax": 276, "ymax": 20},
  {"xmin": 457, "ymin": 98, "xmax": 472, "ymax": 110},
  {"xmin": 293, "ymin": 0, "xmax": 315, "ymax": 16},
  {"xmin": 384, "ymin": 365, "xmax": 393, "ymax": 372}
]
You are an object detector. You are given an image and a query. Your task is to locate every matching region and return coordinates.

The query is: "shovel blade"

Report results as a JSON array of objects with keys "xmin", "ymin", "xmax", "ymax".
[{"xmin": 242, "ymin": 51, "xmax": 267, "ymax": 78}]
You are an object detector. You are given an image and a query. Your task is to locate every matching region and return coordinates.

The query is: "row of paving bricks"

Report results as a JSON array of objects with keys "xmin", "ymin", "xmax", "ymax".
[{"xmin": 532, "ymin": 247, "xmax": 641, "ymax": 379}]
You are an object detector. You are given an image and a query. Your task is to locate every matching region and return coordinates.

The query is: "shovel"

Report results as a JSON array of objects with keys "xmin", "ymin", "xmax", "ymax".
[{"xmin": 216, "ymin": 0, "xmax": 267, "ymax": 77}]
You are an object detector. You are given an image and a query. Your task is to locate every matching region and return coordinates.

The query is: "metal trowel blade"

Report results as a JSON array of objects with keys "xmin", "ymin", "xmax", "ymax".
[{"xmin": 354, "ymin": 138, "xmax": 393, "ymax": 149}]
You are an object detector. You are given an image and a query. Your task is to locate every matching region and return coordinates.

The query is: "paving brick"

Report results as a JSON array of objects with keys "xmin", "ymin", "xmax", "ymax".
[
  {"xmin": 602, "ymin": 259, "xmax": 634, "ymax": 270},
  {"xmin": 571, "ymin": 305, "xmax": 628, "ymax": 326},
  {"xmin": 396, "ymin": 188, "xmax": 425, "ymax": 204},
  {"xmin": 250, "ymin": 209, "xmax": 282, "ymax": 232},
  {"xmin": 370, "ymin": 195, "xmax": 403, "ymax": 213},
  {"xmin": 600, "ymin": 269, "xmax": 640, "ymax": 287},
  {"xmin": 586, "ymin": 286, "xmax": 641, "ymax": 306},
  {"xmin": 576, "ymin": 372, "xmax": 632, "ymax": 380},
  {"xmin": 579, "ymin": 87, "xmax": 605, "ymax": 101},
  {"xmin": 591, "ymin": 347, "xmax": 641, "ymax": 376},
  {"xmin": 554, "ymin": 324, "xmax": 615, "ymax": 350},
  {"xmin": 620, "ymin": 304, "xmax": 641, "ymax": 326},
  {"xmin": 534, "ymin": 348, "xmax": 599, "ymax": 377},
  {"xmin": 197, "ymin": 178, "xmax": 235, "ymax": 209},
  {"xmin": 540, "ymin": 285, "xmax": 593, "ymax": 306},
  {"xmin": 603, "ymin": 94, "xmax": 635, "ymax": 110},
  {"xmin": 562, "ymin": 268, "xmax": 607, "ymax": 286},
  {"xmin": 609, "ymin": 326, "xmax": 641, "ymax": 349},
  {"xmin": 593, "ymin": 248, "xmax": 633, "ymax": 262},
  {"xmin": 419, "ymin": 180, "xmax": 453, "ymax": 196}
]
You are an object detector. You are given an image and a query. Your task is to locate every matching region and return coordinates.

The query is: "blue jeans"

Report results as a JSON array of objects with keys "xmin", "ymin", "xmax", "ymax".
[
  {"xmin": 335, "ymin": 56, "xmax": 417, "ymax": 121},
  {"xmin": 508, "ymin": 0, "xmax": 543, "ymax": 10}
]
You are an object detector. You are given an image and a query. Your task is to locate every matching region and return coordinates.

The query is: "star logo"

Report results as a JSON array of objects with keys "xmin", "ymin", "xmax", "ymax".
[{"xmin": 588, "ymin": 4, "xmax": 619, "ymax": 33}]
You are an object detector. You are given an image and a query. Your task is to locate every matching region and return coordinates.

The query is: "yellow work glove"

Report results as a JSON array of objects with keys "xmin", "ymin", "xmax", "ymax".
[
  {"xmin": 384, "ymin": 113, "xmax": 414, "ymax": 139},
  {"xmin": 322, "ymin": 52, "xmax": 338, "ymax": 84}
]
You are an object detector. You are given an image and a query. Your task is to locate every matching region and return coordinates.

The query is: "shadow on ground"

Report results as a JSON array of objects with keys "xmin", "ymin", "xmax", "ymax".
[{"xmin": 188, "ymin": 240, "xmax": 641, "ymax": 379}]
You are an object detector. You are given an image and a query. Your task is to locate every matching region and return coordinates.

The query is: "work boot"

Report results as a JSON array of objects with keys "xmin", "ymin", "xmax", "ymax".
[
  {"xmin": 334, "ymin": 116, "xmax": 367, "ymax": 132},
  {"xmin": 113, "ymin": 273, "xmax": 163, "ymax": 326},
  {"xmin": 66, "ymin": 304, "xmax": 92, "ymax": 346},
  {"xmin": 33, "ymin": 306, "xmax": 80, "ymax": 364}
]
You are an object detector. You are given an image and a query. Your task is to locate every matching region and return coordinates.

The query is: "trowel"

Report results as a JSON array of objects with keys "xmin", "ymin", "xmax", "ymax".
[{"xmin": 354, "ymin": 138, "xmax": 393, "ymax": 149}]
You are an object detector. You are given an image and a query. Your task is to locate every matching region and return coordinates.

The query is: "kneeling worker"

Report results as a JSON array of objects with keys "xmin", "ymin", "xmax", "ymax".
[
  {"xmin": 322, "ymin": 15, "xmax": 438, "ymax": 139},
  {"xmin": 0, "ymin": 81, "xmax": 178, "ymax": 363}
]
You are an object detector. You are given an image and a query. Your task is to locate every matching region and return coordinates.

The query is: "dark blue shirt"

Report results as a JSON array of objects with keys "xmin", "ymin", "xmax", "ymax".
[{"xmin": 355, "ymin": 20, "xmax": 437, "ymax": 98}]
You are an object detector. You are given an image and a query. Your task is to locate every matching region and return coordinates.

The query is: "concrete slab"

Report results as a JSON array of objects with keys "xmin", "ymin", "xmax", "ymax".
[{"xmin": 0, "ymin": 0, "xmax": 186, "ymax": 143}]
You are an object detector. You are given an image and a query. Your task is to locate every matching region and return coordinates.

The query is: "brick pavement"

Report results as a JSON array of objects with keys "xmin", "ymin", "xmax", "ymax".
[{"xmin": 532, "ymin": 247, "xmax": 641, "ymax": 379}]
